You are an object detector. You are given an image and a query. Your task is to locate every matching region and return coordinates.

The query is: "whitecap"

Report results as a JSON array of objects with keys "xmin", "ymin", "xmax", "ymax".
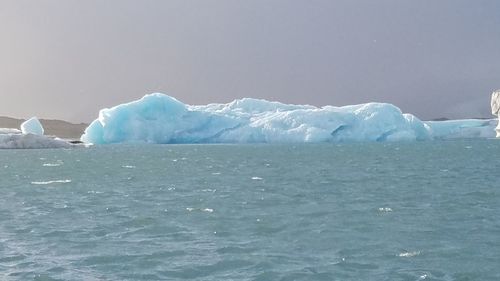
[
  {"xmin": 31, "ymin": 180, "xmax": 72, "ymax": 185},
  {"xmin": 87, "ymin": 190, "xmax": 104, "ymax": 194},
  {"xmin": 122, "ymin": 165, "xmax": 136, "ymax": 169},
  {"xmin": 43, "ymin": 163, "xmax": 62, "ymax": 167},
  {"xmin": 398, "ymin": 251, "xmax": 420, "ymax": 257},
  {"xmin": 203, "ymin": 208, "xmax": 214, "ymax": 213},
  {"xmin": 251, "ymin": 177, "xmax": 263, "ymax": 180},
  {"xmin": 378, "ymin": 207, "xmax": 393, "ymax": 212}
]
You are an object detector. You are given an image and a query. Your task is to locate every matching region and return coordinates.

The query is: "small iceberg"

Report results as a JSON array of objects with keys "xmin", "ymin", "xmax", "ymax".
[
  {"xmin": 21, "ymin": 117, "xmax": 44, "ymax": 135},
  {"xmin": 492, "ymin": 89, "xmax": 500, "ymax": 137},
  {"xmin": 0, "ymin": 117, "xmax": 75, "ymax": 149}
]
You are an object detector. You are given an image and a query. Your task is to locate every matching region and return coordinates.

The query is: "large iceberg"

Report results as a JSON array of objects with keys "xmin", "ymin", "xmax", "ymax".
[{"xmin": 81, "ymin": 93, "xmax": 497, "ymax": 144}]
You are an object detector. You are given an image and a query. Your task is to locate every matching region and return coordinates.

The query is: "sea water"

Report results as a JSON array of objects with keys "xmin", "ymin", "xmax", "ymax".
[{"xmin": 0, "ymin": 140, "xmax": 499, "ymax": 280}]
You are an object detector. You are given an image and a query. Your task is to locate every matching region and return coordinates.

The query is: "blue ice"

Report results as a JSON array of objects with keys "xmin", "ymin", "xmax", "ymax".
[{"xmin": 81, "ymin": 93, "xmax": 497, "ymax": 144}]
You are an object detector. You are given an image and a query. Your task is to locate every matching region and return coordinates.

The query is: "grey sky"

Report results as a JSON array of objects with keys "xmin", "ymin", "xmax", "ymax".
[{"xmin": 1, "ymin": 0, "xmax": 499, "ymax": 123}]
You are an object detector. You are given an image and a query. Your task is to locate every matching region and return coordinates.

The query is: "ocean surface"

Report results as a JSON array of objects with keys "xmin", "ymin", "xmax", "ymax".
[{"xmin": 1, "ymin": 140, "xmax": 499, "ymax": 281}]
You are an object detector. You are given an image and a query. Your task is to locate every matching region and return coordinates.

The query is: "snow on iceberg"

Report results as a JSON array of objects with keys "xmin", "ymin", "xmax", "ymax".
[{"xmin": 81, "ymin": 93, "xmax": 497, "ymax": 144}]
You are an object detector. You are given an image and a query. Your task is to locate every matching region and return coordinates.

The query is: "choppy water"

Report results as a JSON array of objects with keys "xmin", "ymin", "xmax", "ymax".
[{"xmin": 1, "ymin": 141, "xmax": 499, "ymax": 280}]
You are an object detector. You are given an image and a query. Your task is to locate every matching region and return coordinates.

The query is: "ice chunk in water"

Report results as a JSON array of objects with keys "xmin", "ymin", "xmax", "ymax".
[{"xmin": 21, "ymin": 117, "xmax": 44, "ymax": 136}]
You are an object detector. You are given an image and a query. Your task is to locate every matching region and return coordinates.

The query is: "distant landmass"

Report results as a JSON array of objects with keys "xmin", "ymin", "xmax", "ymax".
[{"xmin": 0, "ymin": 116, "xmax": 87, "ymax": 139}]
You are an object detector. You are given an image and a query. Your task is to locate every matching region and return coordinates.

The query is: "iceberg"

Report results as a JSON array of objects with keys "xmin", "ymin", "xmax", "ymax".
[
  {"xmin": 21, "ymin": 117, "xmax": 44, "ymax": 135},
  {"xmin": 81, "ymin": 93, "xmax": 497, "ymax": 144},
  {"xmin": 492, "ymin": 90, "xmax": 500, "ymax": 137},
  {"xmin": 0, "ymin": 133, "xmax": 72, "ymax": 149},
  {"xmin": 0, "ymin": 128, "xmax": 21, "ymax": 134},
  {"xmin": 1, "ymin": 117, "xmax": 73, "ymax": 149},
  {"xmin": 426, "ymin": 119, "xmax": 497, "ymax": 140}
]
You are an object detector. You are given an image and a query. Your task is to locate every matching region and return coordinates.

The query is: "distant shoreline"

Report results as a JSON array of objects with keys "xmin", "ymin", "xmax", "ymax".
[{"xmin": 0, "ymin": 116, "xmax": 88, "ymax": 140}]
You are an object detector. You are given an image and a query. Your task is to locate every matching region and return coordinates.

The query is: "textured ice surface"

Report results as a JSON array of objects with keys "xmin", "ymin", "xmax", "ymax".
[
  {"xmin": 0, "ymin": 128, "xmax": 21, "ymax": 134},
  {"xmin": 81, "ymin": 93, "xmax": 497, "ymax": 144},
  {"xmin": 21, "ymin": 117, "xmax": 44, "ymax": 135},
  {"xmin": 426, "ymin": 119, "xmax": 497, "ymax": 140},
  {"xmin": 0, "ymin": 133, "xmax": 72, "ymax": 149}
]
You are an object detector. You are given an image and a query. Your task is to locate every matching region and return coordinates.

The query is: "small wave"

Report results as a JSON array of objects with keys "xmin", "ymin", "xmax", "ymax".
[
  {"xmin": 43, "ymin": 163, "xmax": 62, "ymax": 167},
  {"xmin": 186, "ymin": 207, "xmax": 214, "ymax": 213},
  {"xmin": 122, "ymin": 165, "xmax": 136, "ymax": 169},
  {"xmin": 399, "ymin": 251, "xmax": 420, "ymax": 257},
  {"xmin": 87, "ymin": 190, "xmax": 104, "ymax": 194},
  {"xmin": 31, "ymin": 180, "xmax": 72, "ymax": 185}
]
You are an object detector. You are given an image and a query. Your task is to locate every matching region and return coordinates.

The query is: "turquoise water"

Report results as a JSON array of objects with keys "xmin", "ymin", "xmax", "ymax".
[{"xmin": 1, "ymin": 140, "xmax": 499, "ymax": 280}]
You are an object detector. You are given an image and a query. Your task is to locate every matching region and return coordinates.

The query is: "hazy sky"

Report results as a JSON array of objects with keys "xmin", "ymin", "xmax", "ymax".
[{"xmin": 1, "ymin": 0, "xmax": 499, "ymax": 123}]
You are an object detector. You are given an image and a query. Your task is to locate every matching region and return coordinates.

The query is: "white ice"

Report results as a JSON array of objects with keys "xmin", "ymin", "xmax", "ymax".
[
  {"xmin": 1, "ymin": 117, "xmax": 72, "ymax": 149},
  {"xmin": 0, "ymin": 128, "xmax": 21, "ymax": 134},
  {"xmin": 0, "ymin": 133, "xmax": 72, "ymax": 149},
  {"xmin": 81, "ymin": 93, "xmax": 497, "ymax": 144},
  {"xmin": 492, "ymin": 90, "xmax": 500, "ymax": 137}
]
